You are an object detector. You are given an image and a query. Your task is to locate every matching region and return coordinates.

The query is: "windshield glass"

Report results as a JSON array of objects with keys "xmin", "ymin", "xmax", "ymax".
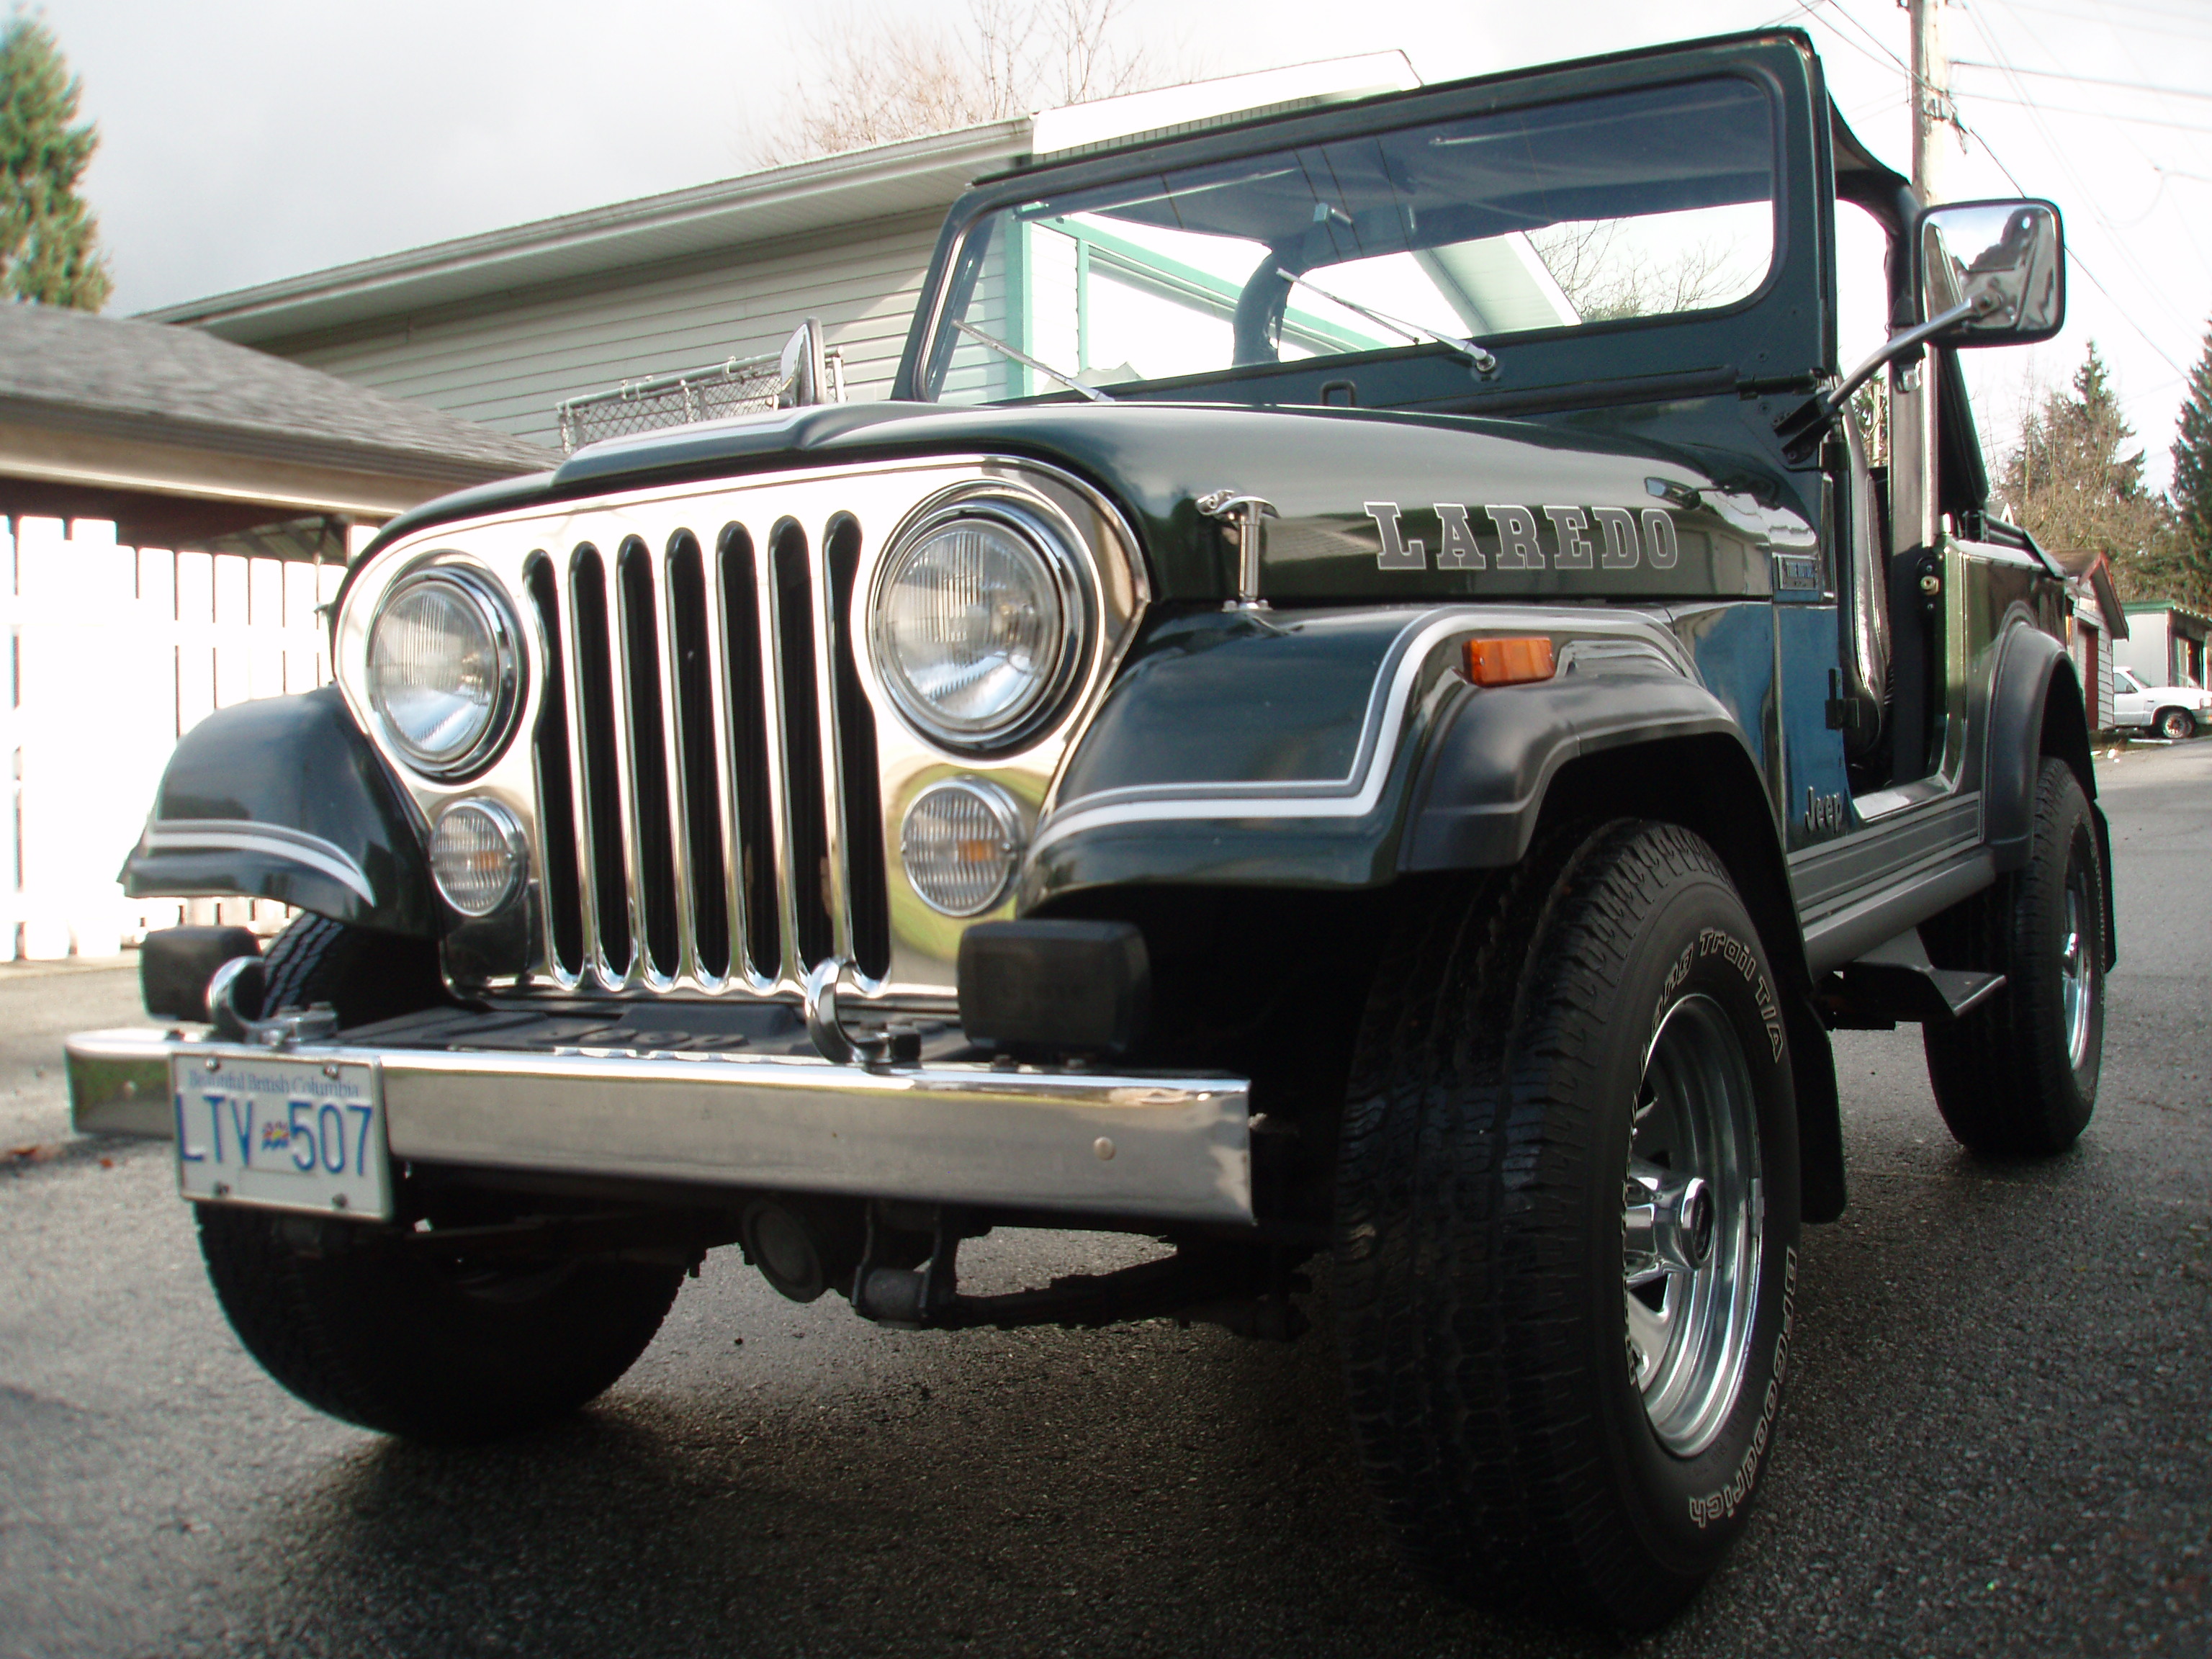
[{"xmin": 923, "ymin": 76, "xmax": 1778, "ymax": 403}]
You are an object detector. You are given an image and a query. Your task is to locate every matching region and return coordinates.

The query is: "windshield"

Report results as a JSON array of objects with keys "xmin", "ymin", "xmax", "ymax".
[{"xmin": 922, "ymin": 76, "xmax": 1778, "ymax": 403}]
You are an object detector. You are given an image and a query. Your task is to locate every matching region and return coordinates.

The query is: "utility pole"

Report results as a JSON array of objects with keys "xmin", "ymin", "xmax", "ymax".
[{"xmin": 1908, "ymin": 0, "xmax": 1956, "ymax": 204}]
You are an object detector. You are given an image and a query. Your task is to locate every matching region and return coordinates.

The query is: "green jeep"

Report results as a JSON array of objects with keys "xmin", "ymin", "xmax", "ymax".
[{"xmin": 71, "ymin": 27, "xmax": 2105, "ymax": 1629}]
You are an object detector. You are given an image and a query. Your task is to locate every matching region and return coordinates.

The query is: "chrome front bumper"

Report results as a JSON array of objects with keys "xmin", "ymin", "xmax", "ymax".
[{"xmin": 64, "ymin": 1029, "xmax": 1252, "ymax": 1225}]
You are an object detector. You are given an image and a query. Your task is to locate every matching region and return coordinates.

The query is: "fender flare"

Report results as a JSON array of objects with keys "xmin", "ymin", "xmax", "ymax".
[
  {"xmin": 1984, "ymin": 624, "xmax": 2095, "ymax": 870},
  {"xmin": 1984, "ymin": 625, "xmax": 2116, "ymax": 968},
  {"xmin": 121, "ymin": 687, "xmax": 436, "ymax": 937},
  {"xmin": 1399, "ymin": 675, "xmax": 1753, "ymax": 871},
  {"xmin": 1401, "ymin": 675, "xmax": 1847, "ymax": 1223}
]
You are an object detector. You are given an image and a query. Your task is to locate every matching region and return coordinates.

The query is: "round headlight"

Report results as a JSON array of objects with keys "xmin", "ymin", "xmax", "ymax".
[
  {"xmin": 901, "ymin": 779, "xmax": 1021, "ymax": 915},
  {"xmin": 367, "ymin": 567, "xmax": 520, "ymax": 777},
  {"xmin": 871, "ymin": 503, "xmax": 1085, "ymax": 751},
  {"xmin": 429, "ymin": 800, "xmax": 526, "ymax": 917}
]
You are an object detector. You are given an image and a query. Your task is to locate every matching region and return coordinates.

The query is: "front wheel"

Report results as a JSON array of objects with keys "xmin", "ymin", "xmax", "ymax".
[
  {"xmin": 199, "ymin": 913, "xmax": 683, "ymax": 1443},
  {"xmin": 199, "ymin": 1206, "xmax": 683, "ymax": 1444},
  {"xmin": 1333, "ymin": 822, "xmax": 1802, "ymax": 1630},
  {"xmin": 2157, "ymin": 707, "xmax": 2195, "ymax": 742}
]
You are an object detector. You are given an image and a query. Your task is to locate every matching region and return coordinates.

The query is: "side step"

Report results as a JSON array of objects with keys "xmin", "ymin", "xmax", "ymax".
[{"xmin": 1825, "ymin": 928, "xmax": 2005, "ymax": 1030}]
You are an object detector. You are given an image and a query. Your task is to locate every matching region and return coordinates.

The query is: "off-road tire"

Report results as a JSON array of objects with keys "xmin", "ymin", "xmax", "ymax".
[
  {"xmin": 2157, "ymin": 707, "xmax": 2194, "ymax": 742},
  {"xmin": 200, "ymin": 913, "xmax": 683, "ymax": 1443},
  {"xmin": 257, "ymin": 912, "xmax": 444, "ymax": 1029},
  {"xmin": 198, "ymin": 1207, "xmax": 683, "ymax": 1444},
  {"xmin": 1333, "ymin": 821, "xmax": 1802, "ymax": 1631},
  {"xmin": 1923, "ymin": 757, "xmax": 2105, "ymax": 1155}
]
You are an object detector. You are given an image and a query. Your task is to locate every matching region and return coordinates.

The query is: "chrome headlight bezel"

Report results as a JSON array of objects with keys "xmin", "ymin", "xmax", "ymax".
[
  {"xmin": 868, "ymin": 498, "xmax": 1093, "ymax": 755},
  {"xmin": 364, "ymin": 560, "xmax": 523, "ymax": 781}
]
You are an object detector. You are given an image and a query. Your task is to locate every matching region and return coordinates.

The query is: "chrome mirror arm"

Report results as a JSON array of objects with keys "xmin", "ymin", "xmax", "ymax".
[{"xmin": 1774, "ymin": 292, "xmax": 1994, "ymax": 460}]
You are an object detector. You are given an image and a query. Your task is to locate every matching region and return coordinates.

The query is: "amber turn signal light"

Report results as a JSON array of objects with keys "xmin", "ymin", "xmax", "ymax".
[{"xmin": 1461, "ymin": 636, "xmax": 1556, "ymax": 687}]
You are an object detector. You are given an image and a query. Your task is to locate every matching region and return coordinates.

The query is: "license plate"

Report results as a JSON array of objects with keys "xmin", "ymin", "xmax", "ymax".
[{"xmin": 172, "ymin": 1053, "xmax": 390, "ymax": 1220}]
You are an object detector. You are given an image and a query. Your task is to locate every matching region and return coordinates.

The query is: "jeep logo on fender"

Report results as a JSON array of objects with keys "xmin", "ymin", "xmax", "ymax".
[{"xmin": 1364, "ymin": 502, "xmax": 1678, "ymax": 572}]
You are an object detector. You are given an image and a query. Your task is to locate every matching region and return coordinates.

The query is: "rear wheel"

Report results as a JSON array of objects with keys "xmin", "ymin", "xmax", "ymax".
[
  {"xmin": 1923, "ymin": 757, "xmax": 2105, "ymax": 1155},
  {"xmin": 1333, "ymin": 822, "xmax": 1801, "ymax": 1630},
  {"xmin": 198, "ymin": 914, "xmax": 683, "ymax": 1443}
]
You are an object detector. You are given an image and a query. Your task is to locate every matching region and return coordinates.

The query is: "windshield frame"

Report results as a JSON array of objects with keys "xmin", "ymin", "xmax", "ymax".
[{"xmin": 896, "ymin": 30, "xmax": 1827, "ymax": 415}]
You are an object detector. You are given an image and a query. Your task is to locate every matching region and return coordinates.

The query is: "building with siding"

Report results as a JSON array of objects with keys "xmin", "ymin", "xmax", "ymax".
[
  {"xmin": 139, "ymin": 55, "xmax": 1420, "ymax": 450},
  {"xmin": 2117, "ymin": 601, "xmax": 2211, "ymax": 692},
  {"xmin": 140, "ymin": 125, "xmax": 1031, "ymax": 451},
  {"xmin": 2050, "ymin": 548, "xmax": 2128, "ymax": 734}
]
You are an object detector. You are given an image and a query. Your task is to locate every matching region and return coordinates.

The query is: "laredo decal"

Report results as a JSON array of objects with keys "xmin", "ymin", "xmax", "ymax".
[{"xmin": 1363, "ymin": 502, "xmax": 1677, "ymax": 572}]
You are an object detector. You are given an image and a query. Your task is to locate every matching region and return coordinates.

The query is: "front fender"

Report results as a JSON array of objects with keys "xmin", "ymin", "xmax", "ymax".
[
  {"xmin": 1020, "ymin": 605, "xmax": 1727, "ymax": 904},
  {"xmin": 121, "ymin": 687, "xmax": 436, "ymax": 937}
]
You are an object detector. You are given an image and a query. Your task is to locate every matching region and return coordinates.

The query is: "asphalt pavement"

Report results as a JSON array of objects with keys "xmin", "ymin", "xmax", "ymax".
[{"xmin": 3, "ymin": 746, "xmax": 2208, "ymax": 1658}]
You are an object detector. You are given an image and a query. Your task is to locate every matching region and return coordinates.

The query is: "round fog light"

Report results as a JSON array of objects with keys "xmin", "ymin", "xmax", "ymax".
[
  {"xmin": 430, "ymin": 801, "xmax": 526, "ymax": 916},
  {"xmin": 900, "ymin": 780, "xmax": 1020, "ymax": 915}
]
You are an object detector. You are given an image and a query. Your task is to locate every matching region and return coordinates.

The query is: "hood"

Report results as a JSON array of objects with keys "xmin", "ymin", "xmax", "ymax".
[{"xmin": 364, "ymin": 399, "xmax": 1815, "ymax": 606}]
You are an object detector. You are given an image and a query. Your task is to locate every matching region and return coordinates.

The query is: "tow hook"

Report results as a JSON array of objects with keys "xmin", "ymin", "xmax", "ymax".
[
  {"xmin": 206, "ymin": 956, "xmax": 338, "ymax": 1049},
  {"xmin": 803, "ymin": 958, "xmax": 922, "ymax": 1068}
]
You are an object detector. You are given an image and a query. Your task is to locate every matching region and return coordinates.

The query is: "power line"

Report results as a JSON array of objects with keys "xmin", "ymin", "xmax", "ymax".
[
  {"xmin": 1766, "ymin": 0, "xmax": 1909, "ymax": 81},
  {"xmin": 1932, "ymin": 2, "xmax": 2200, "ymax": 386},
  {"xmin": 1766, "ymin": 2, "xmax": 2197, "ymax": 395},
  {"xmin": 1963, "ymin": 92, "xmax": 2212, "ymax": 137},
  {"xmin": 1961, "ymin": 0, "xmax": 2200, "ymax": 359},
  {"xmin": 1952, "ymin": 59, "xmax": 2212, "ymax": 104},
  {"xmin": 2008, "ymin": 0, "xmax": 2212, "ymax": 29}
]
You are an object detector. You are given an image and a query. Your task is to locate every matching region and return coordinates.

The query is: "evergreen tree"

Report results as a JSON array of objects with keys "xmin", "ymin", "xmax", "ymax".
[
  {"xmin": 0, "ymin": 13, "xmax": 110, "ymax": 310},
  {"xmin": 2000, "ymin": 341, "xmax": 2188, "ymax": 599},
  {"xmin": 2170, "ymin": 320, "xmax": 2212, "ymax": 567}
]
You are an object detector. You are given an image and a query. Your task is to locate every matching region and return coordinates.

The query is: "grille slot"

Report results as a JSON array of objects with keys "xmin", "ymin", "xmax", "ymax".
[
  {"xmin": 771, "ymin": 523, "xmax": 834, "ymax": 972},
  {"xmin": 538, "ymin": 513, "xmax": 886, "ymax": 995},
  {"xmin": 827, "ymin": 517, "xmax": 891, "ymax": 980},
  {"xmin": 567, "ymin": 545, "xmax": 633, "ymax": 979},
  {"xmin": 617, "ymin": 539, "xmax": 680, "ymax": 979},
  {"xmin": 523, "ymin": 555, "xmax": 584, "ymax": 977},
  {"xmin": 667, "ymin": 534, "xmax": 730, "ymax": 981},
  {"xmin": 719, "ymin": 524, "xmax": 777, "ymax": 981}
]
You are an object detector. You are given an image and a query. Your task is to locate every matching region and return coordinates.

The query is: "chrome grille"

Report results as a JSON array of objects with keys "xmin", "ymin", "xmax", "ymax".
[
  {"xmin": 336, "ymin": 457, "xmax": 1151, "ymax": 1012},
  {"xmin": 522, "ymin": 514, "xmax": 891, "ymax": 995}
]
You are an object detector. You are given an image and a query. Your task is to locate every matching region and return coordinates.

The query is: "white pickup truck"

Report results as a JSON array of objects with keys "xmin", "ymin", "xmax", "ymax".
[{"xmin": 2110, "ymin": 665, "xmax": 2212, "ymax": 739}]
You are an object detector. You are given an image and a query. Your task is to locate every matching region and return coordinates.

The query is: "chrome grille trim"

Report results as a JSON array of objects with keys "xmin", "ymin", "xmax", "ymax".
[
  {"xmin": 812, "ymin": 525, "xmax": 853, "ymax": 966},
  {"xmin": 763, "ymin": 525, "xmax": 807, "ymax": 987},
  {"xmin": 334, "ymin": 457, "xmax": 1153, "ymax": 1009}
]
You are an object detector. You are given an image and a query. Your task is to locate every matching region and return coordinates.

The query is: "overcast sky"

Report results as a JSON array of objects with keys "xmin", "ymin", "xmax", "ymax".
[{"xmin": 40, "ymin": 0, "xmax": 2212, "ymax": 488}]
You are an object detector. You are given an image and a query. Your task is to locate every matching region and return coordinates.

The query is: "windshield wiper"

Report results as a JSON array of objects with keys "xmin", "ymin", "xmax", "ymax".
[
  {"xmin": 1274, "ymin": 268, "xmax": 1498, "ymax": 376},
  {"xmin": 952, "ymin": 320, "xmax": 1113, "ymax": 403}
]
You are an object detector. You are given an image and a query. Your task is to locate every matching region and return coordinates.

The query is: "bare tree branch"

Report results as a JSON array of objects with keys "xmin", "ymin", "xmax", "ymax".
[
  {"xmin": 750, "ymin": 0, "xmax": 1184, "ymax": 167},
  {"xmin": 1527, "ymin": 220, "xmax": 1741, "ymax": 323}
]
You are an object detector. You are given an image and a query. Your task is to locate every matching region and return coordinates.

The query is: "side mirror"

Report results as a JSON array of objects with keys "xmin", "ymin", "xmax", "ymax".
[
  {"xmin": 1915, "ymin": 199, "xmax": 2066, "ymax": 346},
  {"xmin": 778, "ymin": 317, "xmax": 826, "ymax": 408}
]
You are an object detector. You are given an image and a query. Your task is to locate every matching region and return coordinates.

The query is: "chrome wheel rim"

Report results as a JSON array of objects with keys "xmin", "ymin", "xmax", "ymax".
[
  {"xmin": 1623, "ymin": 994, "xmax": 1764, "ymax": 1457},
  {"xmin": 2061, "ymin": 850, "xmax": 2095, "ymax": 1070}
]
